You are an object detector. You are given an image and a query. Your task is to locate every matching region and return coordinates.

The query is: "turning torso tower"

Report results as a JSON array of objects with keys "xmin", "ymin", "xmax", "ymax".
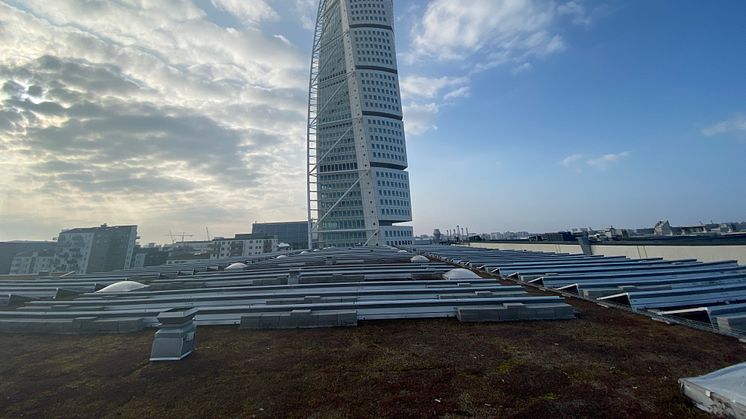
[{"xmin": 307, "ymin": 0, "xmax": 413, "ymax": 248}]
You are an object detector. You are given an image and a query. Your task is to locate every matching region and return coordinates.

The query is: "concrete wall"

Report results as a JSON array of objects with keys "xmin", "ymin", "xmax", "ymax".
[
  {"xmin": 593, "ymin": 244, "xmax": 746, "ymax": 265},
  {"xmin": 466, "ymin": 242, "xmax": 584, "ymax": 255},
  {"xmin": 466, "ymin": 242, "xmax": 746, "ymax": 265}
]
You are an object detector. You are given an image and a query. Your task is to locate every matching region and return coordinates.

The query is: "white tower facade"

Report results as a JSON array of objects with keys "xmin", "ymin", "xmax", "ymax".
[{"xmin": 307, "ymin": 0, "xmax": 413, "ymax": 248}]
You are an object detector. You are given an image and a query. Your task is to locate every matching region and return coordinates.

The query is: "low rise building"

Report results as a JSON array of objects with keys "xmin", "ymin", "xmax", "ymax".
[
  {"xmin": 166, "ymin": 253, "xmax": 211, "ymax": 265},
  {"xmin": 251, "ymin": 222, "xmax": 308, "ymax": 250},
  {"xmin": 171, "ymin": 241, "xmax": 213, "ymax": 253},
  {"xmin": 130, "ymin": 246, "xmax": 169, "ymax": 268},
  {"xmin": 485, "ymin": 231, "xmax": 531, "ymax": 240},
  {"xmin": 210, "ymin": 234, "xmax": 278, "ymax": 259}
]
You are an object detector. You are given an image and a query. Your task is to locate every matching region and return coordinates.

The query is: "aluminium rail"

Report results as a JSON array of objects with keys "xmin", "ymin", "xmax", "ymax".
[{"xmin": 416, "ymin": 245, "xmax": 746, "ymax": 340}]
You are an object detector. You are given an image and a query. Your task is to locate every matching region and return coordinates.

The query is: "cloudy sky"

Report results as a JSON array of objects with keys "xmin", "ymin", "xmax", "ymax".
[{"xmin": 1, "ymin": 0, "xmax": 744, "ymax": 244}]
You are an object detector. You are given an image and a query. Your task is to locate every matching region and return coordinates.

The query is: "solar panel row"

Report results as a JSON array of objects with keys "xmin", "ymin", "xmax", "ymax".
[
  {"xmin": 412, "ymin": 245, "xmax": 746, "ymax": 336},
  {"xmin": 0, "ymin": 247, "xmax": 576, "ymax": 336}
]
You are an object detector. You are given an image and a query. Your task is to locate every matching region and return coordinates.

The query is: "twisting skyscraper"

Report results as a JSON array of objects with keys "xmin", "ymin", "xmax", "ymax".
[{"xmin": 307, "ymin": 0, "xmax": 413, "ymax": 248}]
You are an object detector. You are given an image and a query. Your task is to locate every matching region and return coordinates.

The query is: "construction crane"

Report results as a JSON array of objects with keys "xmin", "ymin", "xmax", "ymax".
[
  {"xmin": 205, "ymin": 226, "xmax": 211, "ymax": 241},
  {"xmin": 166, "ymin": 231, "xmax": 193, "ymax": 244}
]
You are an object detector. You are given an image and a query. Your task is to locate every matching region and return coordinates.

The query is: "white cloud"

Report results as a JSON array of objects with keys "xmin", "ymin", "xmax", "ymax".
[
  {"xmin": 561, "ymin": 151, "xmax": 630, "ymax": 171},
  {"xmin": 410, "ymin": 0, "xmax": 581, "ymax": 65},
  {"xmin": 293, "ymin": 0, "xmax": 319, "ymax": 30},
  {"xmin": 586, "ymin": 151, "xmax": 630, "ymax": 170},
  {"xmin": 702, "ymin": 114, "xmax": 746, "ymax": 137},
  {"xmin": 399, "ymin": 75, "xmax": 468, "ymax": 100},
  {"xmin": 512, "ymin": 62, "xmax": 533, "ymax": 74},
  {"xmin": 558, "ymin": 1, "xmax": 592, "ymax": 26},
  {"xmin": 402, "ymin": 1, "xmax": 591, "ymax": 135},
  {"xmin": 399, "ymin": 75, "xmax": 469, "ymax": 136},
  {"xmin": 403, "ymin": 102, "xmax": 440, "ymax": 136},
  {"xmin": 0, "ymin": 0, "xmax": 310, "ymax": 243},
  {"xmin": 443, "ymin": 86, "xmax": 471, "ymax": 100},
  {"xmin": 211, "ymin": 0, "xmax": 279, "ymax": 24},
  {"xmin": 560, "ymin": 153, "xmax": 583, "ymax": 167}
]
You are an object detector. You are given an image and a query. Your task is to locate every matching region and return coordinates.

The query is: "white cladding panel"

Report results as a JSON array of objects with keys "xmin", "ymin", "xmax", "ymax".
[{"xmin": 313, "ymin": 0, "xmax": 412, "ymax": 247}]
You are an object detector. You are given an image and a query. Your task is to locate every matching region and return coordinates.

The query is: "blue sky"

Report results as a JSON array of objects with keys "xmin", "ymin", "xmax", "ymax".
[
  {"xmin": 0, "ymin": 0, "xmax": 744, "ymax": 243},
  {"xmin": 391, "ymin": 1, "xmax": 746, "ymax": 234}
]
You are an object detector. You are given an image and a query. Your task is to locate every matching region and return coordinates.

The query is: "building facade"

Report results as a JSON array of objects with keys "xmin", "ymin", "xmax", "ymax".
[
  {"xmin": 0, "ymin": 241, "xmax": 57, "ymax": 274},
  {"xmin": 165, "ymin": 253, "xmax": 211, "ymax": 265},
  {"xmin": 9, "ymin": 251, "xmax": 54, "ymax": 275},
  {"xmin": 252, "ymin": 221, "xmax": 308, "ymax": 250},
  {"xmin": 209, "ymin": 234, "xmax": 278, "ymax": 259},
  {"xmin": 130, "ymin": 246, "xmax": 169, "ymax": 269},
  {"xmin": 307, "ymin": 0, "xmax": 413, "ymax": 248},
  {"xmin": 52, "ymin": 224, "xmax": 137, "ymax": 274},
  {"xmin": 171, "ymin": 241, "xmax": 213, "ymax": 254}
]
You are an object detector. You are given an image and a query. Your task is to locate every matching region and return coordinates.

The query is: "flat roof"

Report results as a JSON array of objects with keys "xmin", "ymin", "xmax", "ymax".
[{"xmin": 0, "ymin": 298, "xmax": 743, "ymax": 417}]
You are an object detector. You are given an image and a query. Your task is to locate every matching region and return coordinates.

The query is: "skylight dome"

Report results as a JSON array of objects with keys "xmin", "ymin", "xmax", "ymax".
[
  {"xmin": 443, "ymin": 268, "xmax": 480, "ymax": 280},
  {"xmin": 96, "ymin": 281, "xmax": 148, "ymax": 293}
]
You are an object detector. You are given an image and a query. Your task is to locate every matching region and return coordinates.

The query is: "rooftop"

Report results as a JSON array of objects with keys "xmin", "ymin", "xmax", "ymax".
[
  {"xmin": 0, "ymin": 297, "xmax": 742, "ymax": 417},
  {"xmin": 1, "ymin": 246, "xmax": 744, "ymax": 416}
]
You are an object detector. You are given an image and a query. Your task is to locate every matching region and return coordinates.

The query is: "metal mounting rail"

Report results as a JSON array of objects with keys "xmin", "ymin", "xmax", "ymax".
[{"xmin": 424, "ymin": 252, "xmax": 746, "ymax": 341}]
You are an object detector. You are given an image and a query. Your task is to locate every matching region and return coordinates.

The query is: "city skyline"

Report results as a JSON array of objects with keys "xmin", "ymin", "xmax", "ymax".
[{"xmin": 1, "ymin": 0, "xmax": 745, "ymax": 244}]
